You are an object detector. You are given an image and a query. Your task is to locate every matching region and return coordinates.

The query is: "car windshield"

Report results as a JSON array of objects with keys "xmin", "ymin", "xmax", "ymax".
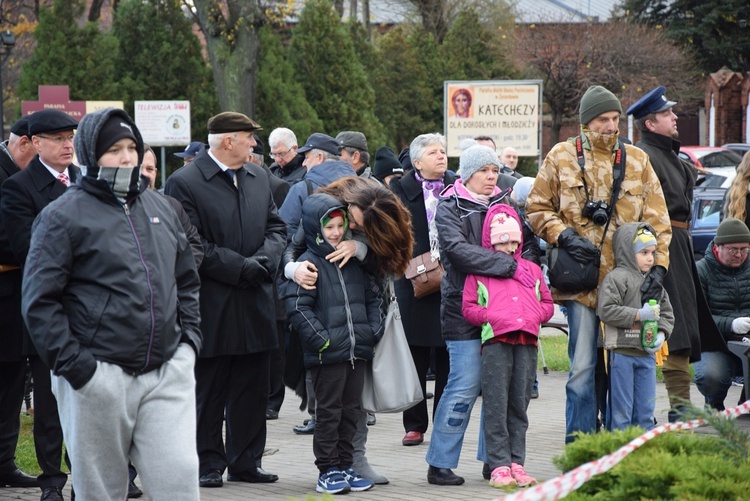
[{"xmin": 699, "ymin": 151, "xmax": 743, "ymax": 168}]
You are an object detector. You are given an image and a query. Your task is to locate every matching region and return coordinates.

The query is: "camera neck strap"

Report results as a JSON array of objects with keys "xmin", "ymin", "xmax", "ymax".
[{"xmin": 575, "ymin": 135, "xmax": 627, "ymax": 248}]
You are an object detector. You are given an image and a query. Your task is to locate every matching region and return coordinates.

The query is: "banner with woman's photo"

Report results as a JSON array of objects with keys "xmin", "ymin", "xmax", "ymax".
[{"xmin": 444, "ymin": 80, "xmax": 543, "ymax": 163}]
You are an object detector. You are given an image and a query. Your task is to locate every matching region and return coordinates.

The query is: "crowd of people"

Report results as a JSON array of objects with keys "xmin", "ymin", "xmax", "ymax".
[{"xmin": 0, "ymin": 82, "xmax": 747, "ymax": 500}]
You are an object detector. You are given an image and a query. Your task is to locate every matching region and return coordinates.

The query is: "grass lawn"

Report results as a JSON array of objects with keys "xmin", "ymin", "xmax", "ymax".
[
  {"xmin": 15, "ymin": 413, "xmax": 68, "ymax": 476},
  {"xmin": 538, "ymin": 334, "xmax": 694, "ymax": 381}
]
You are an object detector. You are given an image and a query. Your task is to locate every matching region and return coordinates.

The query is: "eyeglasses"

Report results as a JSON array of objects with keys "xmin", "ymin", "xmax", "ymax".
[
  {"xmin": 36, "ymin": 134, "xmax": 75, "ymax": 145},
  {"xmin": 270, "ymin": 148, "xmax": 292, "ymax": 159},
  {"xmin": 721, "ymin": 246, "xmax": 750, "ymax": 256}
]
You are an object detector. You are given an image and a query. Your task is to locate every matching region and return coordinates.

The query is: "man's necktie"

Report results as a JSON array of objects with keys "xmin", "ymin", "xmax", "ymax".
[{"xmin": 57, "ymin": 173, "xmax": 69, "ymax": 187}]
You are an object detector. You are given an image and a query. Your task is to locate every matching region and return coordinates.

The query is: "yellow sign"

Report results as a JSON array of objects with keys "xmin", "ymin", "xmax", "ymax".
[
  {"xmin": 445, "ymin": 80, "xmax": 542, "ymax": 159},
  {"xmin": 86, "ymin": 101, "xmax": 124, "ymax": 113}
]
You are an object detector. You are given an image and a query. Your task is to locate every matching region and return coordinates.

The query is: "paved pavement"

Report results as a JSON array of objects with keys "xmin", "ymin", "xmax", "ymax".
[{"xmin": 3, "ymin": 330, "xmax": 743, "ymax": 500}]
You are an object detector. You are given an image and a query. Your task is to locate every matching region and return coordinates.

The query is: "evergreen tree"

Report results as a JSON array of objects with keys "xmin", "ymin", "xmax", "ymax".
[
  {"xmin": 370, "ymin": 25, "xmax": 441, "ymax": 149},
  {"xmin": 112, "ymin": 0, "xmax": 218, "ymax": 149},
  {"xmin": 619, "ymin": 0, "xmax": 750, "ymax": 73},
  {"xmin": 19, "ymin": 0, "xmax": 120, "ymax": 101},
  {"xmin": 289, "ymin": 0, "xmax": 386, "ymax": 147},
  {"xmin": 255, "ymin": 25, "xmax": 325, "ymax": 142}
]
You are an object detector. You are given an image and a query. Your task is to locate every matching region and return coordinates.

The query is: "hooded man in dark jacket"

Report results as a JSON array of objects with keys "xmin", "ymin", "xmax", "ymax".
[{"xmin": 21, "ymin": 108, "xmax": 202, "ymax": 500}]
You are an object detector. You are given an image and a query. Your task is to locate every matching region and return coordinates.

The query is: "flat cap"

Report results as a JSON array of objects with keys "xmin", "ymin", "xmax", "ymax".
[
  {"xmin": 207, "ymin": 112, "xmax": 262, "ymax": 134},
  {"xmin": 626, "ymin": 86, "xmax": 677, "ymax": 119},
  {"xmin": 174, "ymin": 141, "xmax": 205, "ymax": 158},
  {"xmin": 253, "ymin": 134, "xmax": 264, "ymax": 156},
  {"xmin": 336, "ymin": 131, "xmax": 368, "ymax": 152},
  {"xmin": 28, "ymin": 110, "xmax": 78, "ymax": 136},
  {"xmin": 10, "ymin": 116, "xmax": 30, "ymax": 138},
  {"xmin": 297, "ymin": 133, "xmax": 341, "ymax": 156}
]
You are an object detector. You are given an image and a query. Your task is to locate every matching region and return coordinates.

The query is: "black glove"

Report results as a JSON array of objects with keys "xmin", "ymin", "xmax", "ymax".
[
  {"xmin": 557, "ymin": 228, "xmax": 599, "ymax": 263},
  {"xmin": 640, "ymin": 265, "xmax": 666, "ymax": 303},
  {"xmin": 240, "ymin": 256, "xmax": 270, "ymax": 288}
]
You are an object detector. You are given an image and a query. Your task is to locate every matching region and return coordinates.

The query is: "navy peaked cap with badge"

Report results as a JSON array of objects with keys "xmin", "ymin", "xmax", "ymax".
[
  {"xmin": 28, "ymin": 109, "xmax": 79, "ymax": 136},
  {"xmin": 297, "ymin": 133, "xmax": 341, "ymax": 156},
  {"xmin": 626, "ymin": 86, "xmax": 677, "ymax": 119}
]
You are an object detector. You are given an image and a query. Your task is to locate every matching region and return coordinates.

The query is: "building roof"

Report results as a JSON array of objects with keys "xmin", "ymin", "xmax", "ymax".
[{"xmin": 511, "ymin": 0, "xmax": 623, "ymax": 23}]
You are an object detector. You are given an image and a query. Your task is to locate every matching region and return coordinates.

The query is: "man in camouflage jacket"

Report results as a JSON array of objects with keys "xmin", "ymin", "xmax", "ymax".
[{"xmin": 526, "ymin": 85, "xmax": 671, "ymax": 443}]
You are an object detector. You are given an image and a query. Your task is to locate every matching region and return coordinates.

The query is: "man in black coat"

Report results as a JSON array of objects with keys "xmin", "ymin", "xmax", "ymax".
[
  {"xmin": 627, "ymin": 86, "xmax": 721, "ymax": 421},
  {"xmin": 0, "ymin": 117, "xmax": 38, "ymax": 489},
  {"xmin": 165, "ymin": 112, "xmax": 287, "ymax": 488},
  {"xmin": 0, "ymin": 110, "xmax": 79, "ymax": 501},
  {"xmin": 269, "ymin": 127, "xmax": 306, "ymax": 185}
]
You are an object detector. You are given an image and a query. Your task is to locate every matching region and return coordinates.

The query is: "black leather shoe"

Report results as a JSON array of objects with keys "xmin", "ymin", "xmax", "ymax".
[
  {"xmin": 127, "ymin": 479, "xmax": 143, "ymax": 498},
  {"xmin": 482, "ymin": 462, "xmax": 491, "ymax": 480},
  {"xmin": 199, "ymin": 469, "xmax": 223, "ymax": 488},
  {"xmin": 40, "ymin": 487, "xmax": 64, "ymax": 501},
  {"xmin": 227, "ymin": 467, "xmax": 279, "ymax": 483},
  {"xmin": 293, "ymin": 419, "xmax": 315, "ymax": 434},
  {"xmin": 427, "ymin": 466, "xmax": 465, "ymax": 486},
  {"xmin": 0, "ymin": 468, "xmax": 39, "ymax": 488},
  {"xmin": 265, "ymin": 409, "xmax": 279, "ymax": 420}
]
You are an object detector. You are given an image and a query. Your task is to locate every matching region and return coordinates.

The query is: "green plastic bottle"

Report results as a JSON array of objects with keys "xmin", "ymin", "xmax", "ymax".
[{"xmin": 641, "ymin": 299, "xmax": 658, "ymax": 349}]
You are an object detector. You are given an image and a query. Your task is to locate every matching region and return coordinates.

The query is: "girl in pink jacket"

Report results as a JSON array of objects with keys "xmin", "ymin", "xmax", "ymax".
[{"xmin": 462, "ymin": 204, "xmax": 554, "ymax": 491}]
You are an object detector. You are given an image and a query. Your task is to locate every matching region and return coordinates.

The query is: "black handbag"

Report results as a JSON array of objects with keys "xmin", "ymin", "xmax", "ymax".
[{"xmin": 547, "ymin": 137, "xmax": 625, "ymax": 294}]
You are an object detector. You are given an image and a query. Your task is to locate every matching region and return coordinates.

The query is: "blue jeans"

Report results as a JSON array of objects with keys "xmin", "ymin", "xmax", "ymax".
[
  {"xmin": 565, "ymin": 301, "xmax": 599, "ymax": 443},
  {"xmin": 607, "ymin": 352, "xmax": 656, "ymax": 431},
  {"xmin": 694, "ymin": 350, "xmax": 743, "ymax": 410},
  {"xmin": 426, "ymin": 339, "xmax": 486, "ymax": 469}
]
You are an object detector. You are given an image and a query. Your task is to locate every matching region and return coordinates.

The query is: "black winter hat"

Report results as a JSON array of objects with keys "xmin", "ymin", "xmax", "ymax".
[
  {"xmin": 372, "ymin": 146, "xmax": 404, "ymax": 181},
  {"xmin": 95, "ymin": 115, "xmax": 138, "ymax": 160}
]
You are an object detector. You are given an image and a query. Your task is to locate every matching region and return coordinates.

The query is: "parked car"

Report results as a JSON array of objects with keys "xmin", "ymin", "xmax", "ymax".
[
  {"xmin": 679, "ymin": 146, "xmax": 742, "ymax": 188},
  {"xmin": 722, "ymin": 143, "xmax": 750, "ymax": 157},
  {"xmin": 691, "ymin": 186, "xmax": 726, "ymax": 260}
]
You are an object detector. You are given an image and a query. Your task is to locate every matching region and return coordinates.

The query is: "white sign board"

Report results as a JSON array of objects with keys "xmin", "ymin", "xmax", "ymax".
[
  {"xmin": 134, "ymin": 100, "xmax": 191, "ymax": 147},
  {"xmin": 444, "ymin": 81, "xmax": 543, "ymax": 160}
]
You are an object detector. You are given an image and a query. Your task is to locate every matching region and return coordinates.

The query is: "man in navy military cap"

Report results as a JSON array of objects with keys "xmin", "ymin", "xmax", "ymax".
[{"xmin": 627, "ymin": 86, "xmax": 722, "ymax": 422}]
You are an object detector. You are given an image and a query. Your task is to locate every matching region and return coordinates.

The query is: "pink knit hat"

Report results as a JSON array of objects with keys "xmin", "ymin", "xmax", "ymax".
[{"xmin": 490, "ymin": 213, "xmax": 521, "ymax": 246}]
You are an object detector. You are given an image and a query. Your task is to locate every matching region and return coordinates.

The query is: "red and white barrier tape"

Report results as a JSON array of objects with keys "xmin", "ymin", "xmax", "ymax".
[{"xmin": 500, "ymin": 400, "xmax": 750, "ymax": 501}]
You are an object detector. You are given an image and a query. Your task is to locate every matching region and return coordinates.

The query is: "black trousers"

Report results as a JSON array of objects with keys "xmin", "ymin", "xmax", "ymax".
[
  {"xmin": 403, "ymin": 345, "xmax": 449, "ymax": 434},
  {"xmin": 195, "ymin": 352, "xmax": 270, "ymax": 475},
  {"xmin": 0, "ymin": 360, "xmax": 25, "ymax": 476},
  {"xmin": 30, "ymin": 355, "xmax": 68, "ymax": 488},
  {"xmin": 311, "ymin": 360, "xmax": 365, "ymax": 474},
  {"xmin": 267, "ymin": 319, "xmax": 286, "ymax": 413}
]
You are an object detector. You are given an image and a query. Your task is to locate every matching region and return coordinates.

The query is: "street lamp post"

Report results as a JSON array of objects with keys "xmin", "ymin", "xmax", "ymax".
[{"xmin": 0, "ymin": 29, "xmax": 17, "ymax": 142}]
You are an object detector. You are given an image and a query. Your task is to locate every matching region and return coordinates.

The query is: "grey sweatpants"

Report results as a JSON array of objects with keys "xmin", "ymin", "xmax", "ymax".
[{"xmin": 51, "ymin": 344, "xmax": 199, "ymax": 500}]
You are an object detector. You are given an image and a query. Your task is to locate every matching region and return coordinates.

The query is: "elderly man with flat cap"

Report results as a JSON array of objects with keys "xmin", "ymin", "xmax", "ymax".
[
  {"xmin": 1, "ymin": 109, "xmax": 80, "ymax": 501},
  {"xmin": 0, "ymin": 116, "xmax": 38, "ymax": 491},
  {"xmin": 627, "ymin": 86, "xmax": 722, "ymax": 421},
  {"xmin": 527, "ymin": 85, "xmax": 671, "ymax": 443},
  {"xmin": 165, "ymin": 111, "xmax": 287, "ymax": 488},
  {"xmin": 336, "ymin": 131, "xmax": 371, "ymax": 177}
]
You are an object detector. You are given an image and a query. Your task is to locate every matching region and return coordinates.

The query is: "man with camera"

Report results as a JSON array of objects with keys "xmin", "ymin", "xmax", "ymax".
[{"xmin": 526, "ymin": 85, "xmax": 671, "ymax": 443}]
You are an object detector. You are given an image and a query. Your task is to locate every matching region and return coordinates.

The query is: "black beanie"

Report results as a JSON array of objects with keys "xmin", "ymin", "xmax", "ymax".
[
  {"xmin": 579, "ymin": 85, "xmax": 622, "ymax": 126},
  {"xmin": 95, "ymin": 116, "xmax": 138, "ymax": 161},
  {"xmin": 372, "ymin": 146, "xmax": 404, "ymax": 181},
  {"xmin": 714, "ymin": 218, "xmax": 750, "ymax": 245}
]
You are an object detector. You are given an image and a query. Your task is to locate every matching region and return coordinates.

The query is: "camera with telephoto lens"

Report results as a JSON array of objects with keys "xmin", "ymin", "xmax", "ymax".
[{"xmin": 582, "ymin": 200, "xmax": 611, "ymax": 226}]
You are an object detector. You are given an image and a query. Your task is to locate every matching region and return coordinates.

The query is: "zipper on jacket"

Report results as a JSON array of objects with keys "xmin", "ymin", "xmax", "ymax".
[
  {"xmin": 122, "ymin": 202, "xmax": 156, "ymax": 371},
  {"xmin": 335, "ymin": 266, "xmax": 356, "ymax": 367}
]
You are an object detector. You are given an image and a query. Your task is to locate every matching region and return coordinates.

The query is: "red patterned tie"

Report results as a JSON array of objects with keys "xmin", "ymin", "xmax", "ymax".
[{"xmin": 57, "ymin": 173, "xmax": 69, "ymax": 187}]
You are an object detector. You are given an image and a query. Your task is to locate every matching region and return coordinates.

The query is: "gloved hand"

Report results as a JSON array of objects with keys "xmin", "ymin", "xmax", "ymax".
[
  {"xmin": 638, "ymin": 301, "xmax": 660, "ymax": 322},
  {"xmin": 645, "ymin": 332, "xmax": 665, "ymax": 354},
  {"xmin": 731, "ymin": 317, "xmax": 750, "ymax": 335},
  {"xmin": 512, "ymin": 261, "xmax": 537, "ymax": 289},
  {"xmin": 640, "ymin": 265, "xmax": 667, "ymax": 303},
  {"xmin": 240, "ymin": 256, "xmax": 270, "ymax": 288},
  {"xmin": 557, "ymin": 228, "xmax": 599, "ymax": 263}
]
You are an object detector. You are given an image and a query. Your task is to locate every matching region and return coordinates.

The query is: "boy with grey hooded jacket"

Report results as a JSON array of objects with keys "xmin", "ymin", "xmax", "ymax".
[{"xmin": 597, "ymin": 222, "xmax": 674, "ymax": 432}]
